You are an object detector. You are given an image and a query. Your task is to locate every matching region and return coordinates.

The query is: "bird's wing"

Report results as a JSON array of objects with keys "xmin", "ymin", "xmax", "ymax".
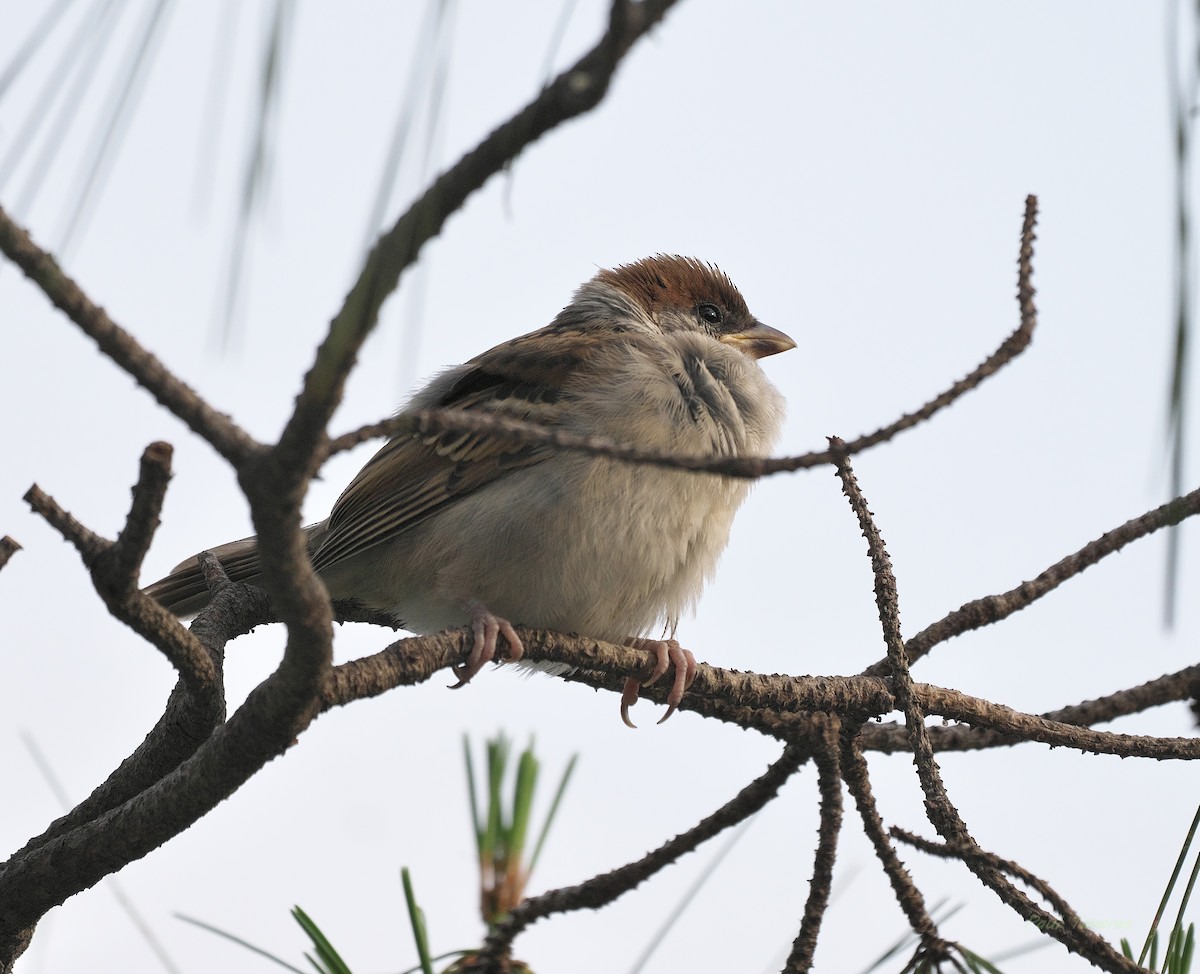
[{"xmin": 310, "ymin": 326, "xmax": 590, "ymax": 573}]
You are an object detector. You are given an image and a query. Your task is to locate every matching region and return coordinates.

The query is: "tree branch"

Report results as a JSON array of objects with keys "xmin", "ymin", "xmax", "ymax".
[
  {"xmin": 0, "ymin": 537, "xmax": 20, "ymax": 572},
  {"xmin": 282, "ymin": 0, "xmax": 683, "ymax": 478},
  {"xmin": 326, "ymin": 197, "xmax": 1040, "ymax": 478},
  {"xmin": 832, "ymin": 442, "xmax": 1142, "ymax": 973},
  {"xmin": 840, "ymin": 722, "xmax": 947, "ymax": 953},
  {"xmin": 785, "ymin": 722, "xmax": 844, "ymax": 972},
  {"xmin": 478, "ymin": 742, "xmax": 808, "ymax": 963},
  {"xmin": 865, "ymin": 481, "xmax": 1200, "ymax": 676},
  {"xmin": 0, "ymin": 207, "xmax": 260, "ymax": 464}
]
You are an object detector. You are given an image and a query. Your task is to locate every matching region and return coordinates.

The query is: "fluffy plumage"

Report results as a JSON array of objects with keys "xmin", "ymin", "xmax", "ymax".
[{"xmin": 145, "ymin": 255, "xmax": 793, "ymax": 723}]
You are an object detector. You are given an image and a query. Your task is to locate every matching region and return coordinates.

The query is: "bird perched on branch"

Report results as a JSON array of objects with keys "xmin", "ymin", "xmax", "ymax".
[{"xmin": 146, "ymin": 255, "xmax": 793, "ymax": 725}]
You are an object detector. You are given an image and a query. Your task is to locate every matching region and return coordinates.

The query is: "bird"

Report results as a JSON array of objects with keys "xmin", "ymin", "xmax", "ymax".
[{"xmin": 145, "ymin": 255, "xmax": 793, "ymax": 725}]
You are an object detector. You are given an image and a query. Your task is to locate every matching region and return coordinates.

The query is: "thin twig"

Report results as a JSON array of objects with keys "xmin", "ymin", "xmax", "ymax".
[
  {"xmin": 25, "ymin": 459, "xmax": 217, "ymax": 691},
  {"xmin": 477, "ymin": 743, "xmax": 808, "ymax": 963},
  {"xmin": 0, "ymin": 536, "xmax": 21, "ymax": 572},
  {"xmin": 866, "ymin": 481, "xmax": 1200, "ymax": 676},
  {"xmin": 862, "ymin": 664, "xmax": 1200, "ymax": 755},
  {"xmin": 840, "ymin": 722, "xmax": 946, "ymax": 954},
  {"xmin": 827, "ymin": 193, "xmax": 1038, "ymax": 458},
  {"xmin": 832, "ymin": 442, "xmax": 1142, "ymax": 973},
  {"xmin": 785, "ymin": 723, "xmax": 845, "ymax": 972},
  {"xmin": 23, "ymin": 483, "xmax": 108, "ymax": 564},
  {"xmin": 0, "ymin": 206, "xmax": 260, "ymax": 465},
  {"xmin": 891, "ymin": 828, "xmax": 1079, "ymax": 923},
  {"xmin": 326, "ymin": 197, "xmax": 1040, "ymax": 470},
  {"xmin": 252, "ymin": 0, "xmax": 684, "ymax": 675},
  {"xmin": 282, "ymin": 0, "xmax": 683, "ymax": 477},
  {"xmin": 108, "ymin": 441, "xmax": 172, "ymax": 593}
]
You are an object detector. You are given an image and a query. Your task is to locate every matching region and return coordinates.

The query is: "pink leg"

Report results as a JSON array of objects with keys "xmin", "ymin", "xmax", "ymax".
[
  {"xmin": 449, "ymin": 601, "xmax": 524, "ymax": 689},
  {"xmin": 619, "ymin": 638, "xmax": 698, "ymax": 727}
]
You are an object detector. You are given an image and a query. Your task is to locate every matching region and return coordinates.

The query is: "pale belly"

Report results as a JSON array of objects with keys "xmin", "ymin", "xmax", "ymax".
[{"xmin": 319, "ymin": 454, "xmax": 749, "ymax": 642}]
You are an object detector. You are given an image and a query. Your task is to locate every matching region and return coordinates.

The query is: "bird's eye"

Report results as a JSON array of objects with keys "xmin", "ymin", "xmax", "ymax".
[{"xmin": 697, "ymin": 303, "xmax": 722, "ymax": 325}]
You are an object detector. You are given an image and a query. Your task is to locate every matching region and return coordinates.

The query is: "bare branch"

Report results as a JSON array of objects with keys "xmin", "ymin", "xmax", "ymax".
[
  {"xmin": 840, "ymin": 723, "xmax": 946, "ymax": 952},
  {"xmin": 23, "ymin": 483, "xmax": 107, "ymax": 562},
  {"xmin": 327, "ymin": 197, "xmax": 1040, "ymax": 481},
  {"xmin": 785, "ymin": 723, "xmax": 844, "ymax": 973},
  {"xmin": 1044, "ymin": 665, "xmax": 1200, "ymax": 726},
  {"xmin": 1, "ymin": 476, "xmax": 280, "ymax": 884},
  {"xmin": 864, "ymin": 480, "xmax": 1200, "ymax": 676},
  {"xmin": 830, "ymin": 436, "xmax": 908, "ymax": 667},
  {"xmin": 0, "ymin": 599, "xmax": 325, "ymax": 936},
  {"xmin": 108, "ymin": 440, "xmax": 172, "ymax": 587},
  {"xmin": 322, "ymin": 628, "xmax": 474, "ymax": 705},
  {"xmin": 283, "ymin": 0, "xmax": 683, "ymax": 478},
  {"xmin": 891, "ymin": 827, "xmax": 1079, "ymax": 925},
  {"xmin": 479, "ymin": 743, "xmax": 808, "ymax": 962},
  {"xmin": 0, "ymin": 536, "xmax": 20, "ymax": 572},
  {"xmin": 912, "ymin": 687, "xmax": 1200, "ymax": 759},
  {"xmin": 830, "ymin": 445, "xmax": 958, "ymax": 961},
  {"xmin": 863, "ymin": 664, "xmax": 1200, "ymax": 755},
  {"xmin": 0, "ymin": 206, "xmax": 260, "ymax": 464},
  {"xmin": 832, "ymin": 444, "xmax": 1141, "ymax": 972},
  {"xmin": 832, "ymin": 193, "xmax": 1039, "ymax": 456},
  {"xmin": 24, "ymin": 452, "xmax": 216, "ymax": 691},
  {"xmin": 328, "ymin": 617, "xmax": 1200, "ymax": 760}
]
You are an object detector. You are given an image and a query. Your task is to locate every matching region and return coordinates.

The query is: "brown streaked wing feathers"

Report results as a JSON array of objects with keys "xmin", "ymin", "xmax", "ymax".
[{"xmin": 310, "ymin": 326, "xmax": 589, "ymax": 574}]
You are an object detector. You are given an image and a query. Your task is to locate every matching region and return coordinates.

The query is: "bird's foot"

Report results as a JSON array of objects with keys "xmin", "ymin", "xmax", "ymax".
[
  {"xmin": 449, "ymin": 601, "xmax": 524, "ymax": 688},
  {"xmin": 620, "ymin": 637, "xmax": 697, "ymax": 728}
]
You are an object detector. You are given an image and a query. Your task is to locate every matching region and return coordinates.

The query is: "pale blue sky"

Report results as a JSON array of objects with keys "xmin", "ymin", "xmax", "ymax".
[{"xmin": 0, "ymin": 3, "xmax": 1193, "ymax": 972}]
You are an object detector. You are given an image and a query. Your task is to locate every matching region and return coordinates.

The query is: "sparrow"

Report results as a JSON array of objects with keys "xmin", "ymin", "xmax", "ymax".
[{"xmin": 145, "ymin": 255, "xmax": 793, "ymax": 725}]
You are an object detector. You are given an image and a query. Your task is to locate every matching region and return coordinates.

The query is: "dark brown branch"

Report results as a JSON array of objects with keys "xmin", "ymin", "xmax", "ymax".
[
  {"xmin": 284, "ymin": 0, "xmax": 683, "ymax": 478},
  {"xmin": 0, "ymin": 537, "xmax": 20, "ymax": 572},
  {"xmin": 863, "ymin": 665, "xmax": 1200, "ymax": 755},
  {"xmin": 832, "ymin": 444, "xmax": 1141, "ymax": 972},
  {"xmin": 833, "ymin": 193, "xmax": 1039, "ymax": 456},
  {"xmin": 560, "ymin": 665, "xmax": 810, "ymax": 739},
  {"xmin": 865, "ymin": 481, "xmax": 1200, "ymax": 676},
  {"xmin": 891, "ymin": 828, "xmax": 1079, "ymax": 925},
  {"xmin": 238, "ymin": 0, "xmax": 686, "ymax": 719},
  {"xmin": 24, "ymin": 461, "xmax": 216, "ymax": 691},
  {"xmin": 830, "ymin": 446, "xmax": 955, "ymax": 960},
  {"xmin": 478, "ymin": 743, "xmax": 808, "ymax": 963},
  {"xmin": 330, "ymin": 407, "xmax": 806, "ymax": 476},
  {"xmin": 321, "ymin": 621, "xmax": 1200, "ymax": 760},
  {"xmin": 23, "ymin": 483, "xmax": 107, "ymax": 563},
  {"xmin": 0, "ymin": 602, "xmax": 326, "ymax": 936},
  {"xmin": 348, "ymin": 614, "xmax": 1200, "ymax": 759},
  {"xmin": 840, "ymin": 723, "xmax": 946, "ymax": 953},
  {"xmin": 785, "ymin": 723, "xmax": 844, "ymax": 973},
  {"xmin": 913, "ymin": 688, "xmax": 1200, "ymax": 759},
  {"xmin": 1043, "ymin": 665, "xmax": 1200, "ymax": 726},
  {"xmin": 0, "ymin": 579, "xmax": 259, "ymax": 887},
  {"xmin": 108, "ymin": 441, "xmax": 172, "ymax": 588},
  {"xmin": 891, "ymin": 827, "xmax": 1121, "ymax": 967},
  {"xmin": 0, "ymin": 473, "xmax": 315, "ymax": 948},
  {"xmin": 0, "ymin": 207, "xmax": 259, "ymax": 465},
  {"xmin": 2, "ymin": 477, "xmax": 268, "ymax": 884},
  {"xmin": 327, "ymin": 197, "xmax": 1040, "ymax": 473},
  {"xmin": 830, "ymin": 436, "xmax": 908, "ymax": 666},
  {"xmin": 323, "ymin": 629, "xmax": 474, "ymax": 704},
  {"xmin": 3, "ymin": 669, "xmax": 226, "ymax": 875}
]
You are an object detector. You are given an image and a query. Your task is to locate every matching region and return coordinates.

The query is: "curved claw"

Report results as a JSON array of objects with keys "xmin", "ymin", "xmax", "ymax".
[
  {"xmin": 622, "ymin": 638, "xmax": 697, "ymax": 726},
  {"xmin": 620, "ymin": 676, "xmax": 641, "ymax": 728},
  {"xmin": 448, "ymin": 601, "xmax": 524, "ymax": 689}
]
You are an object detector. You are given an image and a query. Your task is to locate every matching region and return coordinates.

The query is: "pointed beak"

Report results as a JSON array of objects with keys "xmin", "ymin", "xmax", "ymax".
[{"xmin": 720, "ymin": 320, "xmax": 796, "ymax": 359}]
